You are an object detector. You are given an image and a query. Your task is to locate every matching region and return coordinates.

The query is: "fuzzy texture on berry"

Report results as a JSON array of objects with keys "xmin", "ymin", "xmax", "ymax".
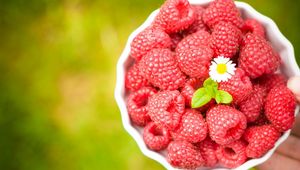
[
  {"xmin": 256, "ymin": 73, "xmax": 287, "ymax": 93},
  {"xmin": 139, "ymin": 48, "xmax": 186, "ymax": 90},
  {"xmin": 216, "ymin": 140, "xmax": 247, "ymax": 168},
  {"xmin": 167, "ymin": 140, "xmax": 204, "ymax": 169},
  {"xmin": 153, "ymin": 0, "xmax": 195, "ymax": 33},
  {"xmin": 219, "ymin": 68, "xmax": 253, "ymax": 104},
  {"xmin": 176, "ymin": 45, "xmax": 214, "ymax": 78},
  {"xmin": 148, "ymin": 90, "xmax": 185, "ymax": 130},
  {"xmin": 203, "ymin": 0, "xmax": 243, "ymax": 29},
  {"xmin": 143, "ymin": 122, "xmax": 171, "ymax": 151},
  {"xmin": 127, "ymin": 87, "xmax": 157, "ymax": 126},
  {"xmin": 238, "ymin": 84, "xmax": 266, "ymax": 122},
  {"xmin": 210, "ymin": 21, "xmax": 242, "ymax": 58},
  {"xmin": 169, "ymin": 33, "xmax": 183, "ymax": 51},
  {"xmin": 125, "ymin": 63, "xmax": 149, "ymax": 91},
  {"xmin": 242, "ymin": 19, "xmax": 265, "ymax": 38},
  {"xmin": 244, "ymin": 125, "xmax": 280, "ymax": 158},
  {"xmin": 265, "ymin": 85, "xmax": 296, "ymax": 132},
  {"xmin": 181, "ymin": 78, "xmax": 203, "ymax": 106},
  {"xmin": 172, "ymin": 109, "xmax": 208, "ymax": 143},
  {"xmin": 197, "ymin": 137, "xmax": 218, "ymax": 167},
  {"xmin": 130, "ymin": 27, "xmax": 172, "ymax": 61},
  {"xmin": 239, "ymin": 33, "xmax": 280, "ymax": 79},
  {"xmin": 206, "ymin": 105, "xmax": 247, "ymax": 145},
  {"xmin": 176, "ymin": 30, "xmax": 211, "ymax": 53},
  {"xmin": 184, "ymin": 5, "xmax": 208, "ymax": 35}
]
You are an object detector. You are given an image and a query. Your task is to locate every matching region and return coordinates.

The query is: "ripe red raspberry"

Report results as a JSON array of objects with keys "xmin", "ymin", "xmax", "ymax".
[
  {"xmin": 143, "ymin": 122, "xmax": 171, "ymax": 151},
  {"xmin": 184, "ymin": 5, "xmax": 209, "ymax": 35},
  {"xmin": 153, "ymin": 0, "xmax": 195, "ymax": 33},
  {"xmin": 148, "ymin": 90, "xmax": 185, "ymax": 130},
  {"xmin": 176, "ymin": 30, "xmax": 211, "ymax": 54},
  {"xmin": 238, "ymin": 84, "xmax": 266, "ymax": 122},
  {"xmin": 206, "ymin": 105, "xmax": 247, "ymax": 145},
  {"xmin": 216, "ymin": 140, "xmax": 247, "ymax": 168},
  {"xmin": 265, "ymin": 85, "xmax": 296, "ymax": 132},
  {"xmin": 197, "ymin": 137, "xmax": 218, "ymax": 167},
  {"xmin": 256, "ymin": 73, "xmax": 287, "ymax": 93},
  {"xmin": 176, "ymin": 45, "xmax": 214, "ymax": 78},
  {"xmin": 181, "ymin": 78, "xmax": 203, "ymax": 106},
  {"xmin": 125, "ymin": 63, "xmax": 149, "ymax": 91},
  {"xmin": 219, "ymin": 68, "xmax": 253, "ymax": 104},
  {"xmin": 169, "ymin": 33, "xmax": 183, "ymax": 51},
  {"xmin": 210, "ymin": 21, "xmax": 242, "ymax": 58},
  {"xmin": 130, "ymin": 27, "xmax": 172, "ymax": 61},
  {"xmin": 127, "ymin": 87, "xmax": 157, "ymax": 126},
  {"xmin": 242, "ymin": 19, "xmax": 265, "ymax": 38},
  {"xmin": 167, "ymin": 140, "xmax": 204, "ymax": 169},
  {"xmin": 203, "ymin": 0, "xmax": 243, "ymax": 29},
  {"xmin": 172, "ymin": 109, "xmax": 208, "ymax": 143},
  {"xmin": 244, "ymin": 125, "xmax": 280, "ymax": 158},
  {"xmin": 239, "ymin": 33, "xmax": 281, "ymax": 79},
  {"xmin": 139, "ymin": 48, "xmax": 186, "ymax": 90}
]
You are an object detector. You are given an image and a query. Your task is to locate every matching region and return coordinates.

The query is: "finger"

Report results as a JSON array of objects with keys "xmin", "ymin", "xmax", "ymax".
[
  {"xmin": 257, "ymin": 152, "xmax": 300, "ymax": 170},
  {"xmin": 291, "ymin": 114, "xmax": 300, "ymax": 137},
  {"xmin": 287, "ymin": 76, "xmax": 300, "ymax": 102},
  {"xmin": 276, "ymin": 135, "xmax": 300, "ymax": 161}
]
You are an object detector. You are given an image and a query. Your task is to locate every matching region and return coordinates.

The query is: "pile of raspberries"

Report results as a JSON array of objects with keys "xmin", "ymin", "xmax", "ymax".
[{"xmin": 124, "ymin": 0, "xmax": 297, "ymax": 169}]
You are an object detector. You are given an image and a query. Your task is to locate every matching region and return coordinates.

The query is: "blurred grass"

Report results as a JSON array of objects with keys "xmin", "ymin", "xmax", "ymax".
[{"xmin": 0, "ymin": 0, "xmax": 299, "ymax": 169}]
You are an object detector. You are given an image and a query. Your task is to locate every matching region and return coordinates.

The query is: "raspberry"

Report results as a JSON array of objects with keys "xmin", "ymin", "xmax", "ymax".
[
  {"xmin": 203, "ymin": 0, "xmax": 243, "ymax": 29},
  {"xmin": 244, "ymin": 125, "xmax": 280, "ymax": 158},
  {"xmin": 153, "ymin": 0, "xmax": 195, "ymax": 33},
  {"xmin": 219, "ymin": 68, "xmax": 253, "ymax": 104},
  {"xmin": 216, "ymin": 140, "xmax": 247, "ymax": 168},
  {"xmin": 251, "ymin": 112, "xmax": 270, "ymax": 126},
  {"xmin": 181, "ymin": 78, "xmax": 203, "ymax": 106},
  {"xmin": 169, "ymin": 33, "xmax": 183, "ymax": 51},
  {"xmin": 127, "ymin": 87, "xmax": 157, "ymax": 126},
  {"xmin": 172, "ymin": 109, "xmax": 208, "ymax": 143},
  {"xmin": 210, "ymin": 21, "xmax": 242, "ymax": 58},
  {"xmin": 256, "ymin": 73, "xmax": 287, "ymax": 93},
  {"xmin": 265, "ymin": 85, "xmax": 296, "ymax": 132},
  {"xmin": 139, "ymin": 48, "xmax": 186, "ymax": 90},
  {"xmin": 143, "ymin": 122, "xmax": 171, "ymax": 151},
  {"xmin": 176, "ymin": 45, "xmax": 214, "ymax": 78},
  {"xmin": 197, "ymin": 137, "xmax": 218, "ymax": 167},
  {"xmin": 184, "ymin": 5, "xmax": 208, "ymax": 35},
  {"xmin": 242, "ymin": 19, "xmax": 265, "ymax": 38},
  {"xmin": 239, "ymin": 33, "xmax": 281, "ymax": 79},
  {"xmin": 148, "ymin": 90, "xmax": 185, "ymax": 130},
  {"xmin": 125, "ymin": 63, "xmax": 149, "ymax": 91},
  {"xmin": 206, "ymin": 105, "xmax": 247, "ymax": 145},
  {"xmin": 130, "ymin": 27, "xmax": 172, "ymax": 61},
  {"xmin": 176, "ymin": 30, "xmax": 211, "ymax": 54},
  {"xmin": 238, "ymin": 84, "xmax": 266, "ymax": 122},
  {"xmin": 167, "ymin": 141, "xmax": 204, "ymax": 169}
]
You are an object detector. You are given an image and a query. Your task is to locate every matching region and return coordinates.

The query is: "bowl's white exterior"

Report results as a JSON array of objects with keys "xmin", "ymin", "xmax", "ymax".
[{"xmin": 115, "ymin": 0, "xmax": 300, "ymax": 169}]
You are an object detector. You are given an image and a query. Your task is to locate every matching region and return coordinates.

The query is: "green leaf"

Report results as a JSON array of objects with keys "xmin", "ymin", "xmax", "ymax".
[
  {"xmin": 203, "ymin": 78, "xmax": 218, "ymax": 89},
  {"xmin": 218, "ymin": 90, "xmax": 233, "ymax": 104},
  {"xmin": 215, "ymin": 91, "xmax": 222, "ymax": 104},
  {"xmin": 191, "ymin": 88, "xmax": 212, "ymax": 108}
]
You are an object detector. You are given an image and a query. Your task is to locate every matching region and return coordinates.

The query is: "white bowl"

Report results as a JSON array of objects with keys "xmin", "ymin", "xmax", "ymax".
[{"xmin": 114, "ymin": 0, "xmax": 300, "ymax": 169}]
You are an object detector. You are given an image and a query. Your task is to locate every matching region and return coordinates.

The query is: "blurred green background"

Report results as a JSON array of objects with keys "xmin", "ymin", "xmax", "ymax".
[{"xmin": 0, "ymin": 0, "xmax": 299, "ymax": 169}]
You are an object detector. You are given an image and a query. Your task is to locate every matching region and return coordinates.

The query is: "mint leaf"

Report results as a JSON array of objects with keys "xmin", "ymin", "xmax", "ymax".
[
  {"xmin": 191, "ymin": 88, "xmax": 212, "ymax": 108},
  {"xmin": 203, "ymin": 78, "xmax": 218, "ymax": 89},
  {"xmin": 215, "ymin": 91, "xmax": 222, "ymax": 104},
  {"xmin": 218, "ymin": 90, "xmax": 233, "ymax": 104}
]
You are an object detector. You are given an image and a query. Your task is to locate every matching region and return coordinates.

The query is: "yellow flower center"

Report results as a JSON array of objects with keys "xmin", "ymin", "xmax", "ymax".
[{"xmin": 217, "ymin": 64, "xmax": 227, "ymax": 74}]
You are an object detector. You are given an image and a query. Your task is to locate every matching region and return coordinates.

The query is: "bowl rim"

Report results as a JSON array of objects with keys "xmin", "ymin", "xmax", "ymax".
[{"xmin": 114, "ymin": 0, "xmax": 300, "ymax": 169}]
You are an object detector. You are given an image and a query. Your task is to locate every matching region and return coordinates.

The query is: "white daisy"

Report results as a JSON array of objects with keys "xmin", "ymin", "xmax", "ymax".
[{"xmin": 209, "ymin": 56, "xmax": 236, "ymax": 83}]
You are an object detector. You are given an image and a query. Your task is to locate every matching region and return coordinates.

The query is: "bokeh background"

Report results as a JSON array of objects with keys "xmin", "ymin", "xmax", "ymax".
[{"xmin": 0, "ymin": 0, "xmax": 299, "ymax": 169}]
